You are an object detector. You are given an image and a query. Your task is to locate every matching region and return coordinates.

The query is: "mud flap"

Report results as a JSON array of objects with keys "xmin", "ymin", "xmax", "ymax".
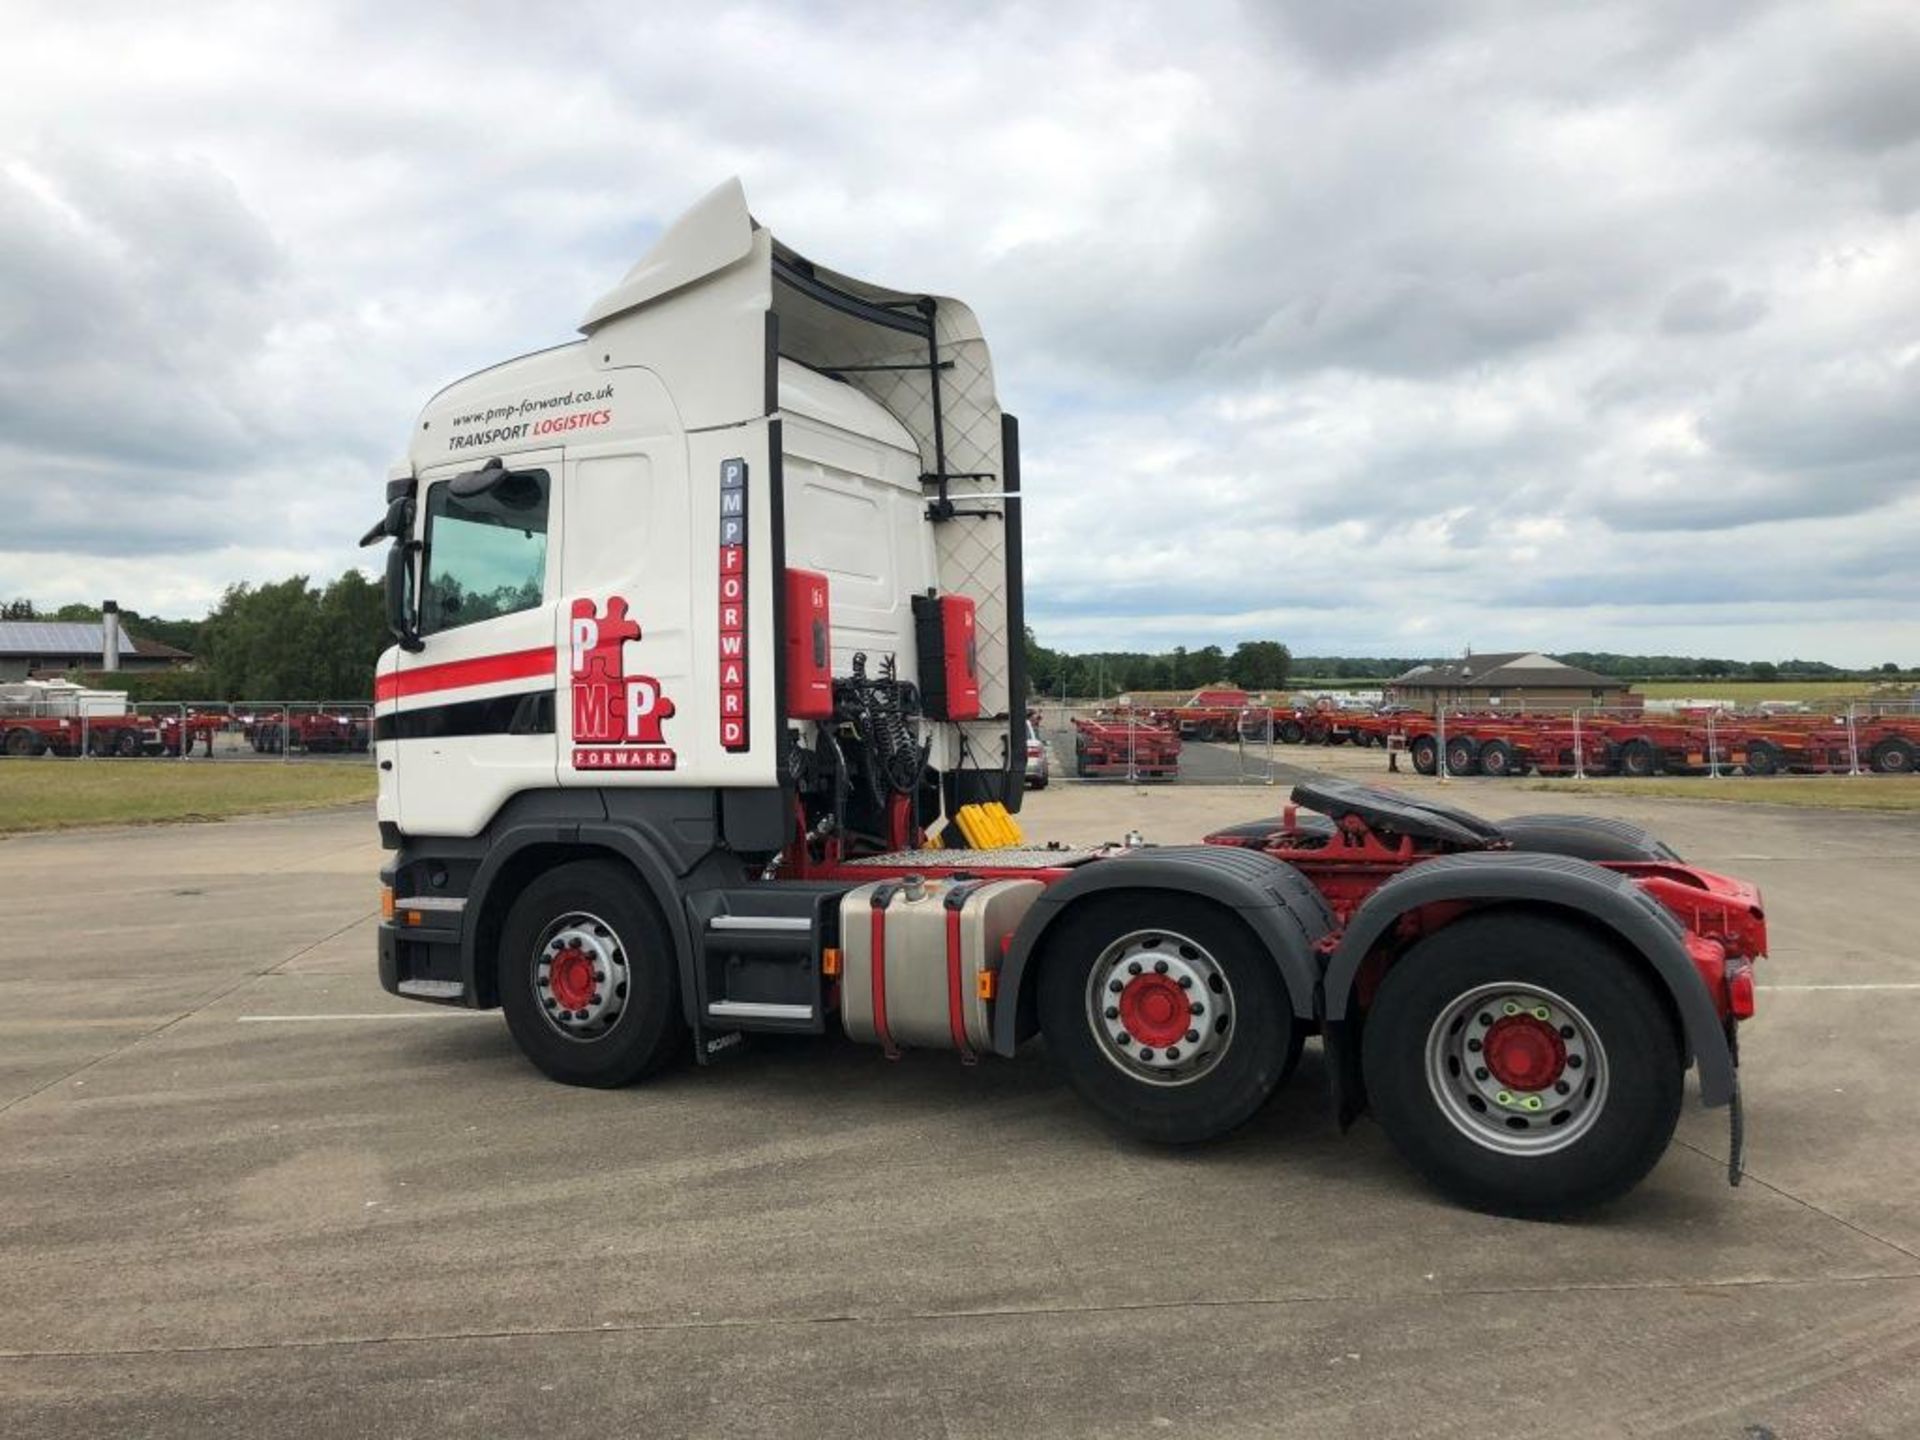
[
  {"xmin": 694, "ymin": 1027, "xmax": 749, "ymax": 1065},
  {"xmin": 1726, "ymin": 1069, "xmax": 1745, "ymax": 1187}
]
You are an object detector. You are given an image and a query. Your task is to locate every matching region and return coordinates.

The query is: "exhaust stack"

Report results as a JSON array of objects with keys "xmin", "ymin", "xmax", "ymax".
[{"xmin": 101, "ymin": 600, "xmax": 121, "ymax": 672}]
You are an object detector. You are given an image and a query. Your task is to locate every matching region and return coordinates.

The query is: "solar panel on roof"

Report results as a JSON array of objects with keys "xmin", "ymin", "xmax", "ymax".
[{"xmin": 0, "ymin": 622, "xmax": 135, "ymax": 655}]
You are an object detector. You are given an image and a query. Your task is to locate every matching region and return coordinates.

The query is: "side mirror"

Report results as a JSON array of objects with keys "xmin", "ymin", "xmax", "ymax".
[
  {"xmin": 385, "ymin": 541, "xmax": 424, "ymax": 652},
  {"xmin": 359, "ymin": 495, "xmax": 414, "ymax": 548}
]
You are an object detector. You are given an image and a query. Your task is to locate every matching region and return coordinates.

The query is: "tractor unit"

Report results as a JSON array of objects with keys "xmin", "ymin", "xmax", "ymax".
[{"xmin": 369, "ymin": 181, "xmax": 1764, "ymax": 1217}]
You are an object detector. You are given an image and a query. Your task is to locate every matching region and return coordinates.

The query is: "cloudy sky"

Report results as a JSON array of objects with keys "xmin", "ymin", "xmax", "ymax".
[{"xmin": 3, "ymin": 0, "xmax": 1917, "ymax": 663}]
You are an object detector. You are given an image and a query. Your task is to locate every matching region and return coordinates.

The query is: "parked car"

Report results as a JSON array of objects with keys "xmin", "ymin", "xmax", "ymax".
[{"xmin": 1025, "ymin": 719, "xmax": 1049, "ymax": 789}]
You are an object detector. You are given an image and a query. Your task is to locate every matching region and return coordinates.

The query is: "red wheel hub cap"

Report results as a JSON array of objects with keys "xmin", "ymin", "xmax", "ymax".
[
  {"xmin": 1482, "ymin": 1015, "xmax": 1566, "ymax": 1092},
  {"xmin": 549, "ymin": 945, "xmax": 597, "ymax": 1011},
  {"xmin": 1118, "ymin": 974, "xmax": 1193, "ymax": 1048}
]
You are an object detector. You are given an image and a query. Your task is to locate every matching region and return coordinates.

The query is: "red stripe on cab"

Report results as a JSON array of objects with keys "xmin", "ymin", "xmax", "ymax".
[{"xmin": 375, "ymin": 646, "xmax": 555, "ymax": 703}]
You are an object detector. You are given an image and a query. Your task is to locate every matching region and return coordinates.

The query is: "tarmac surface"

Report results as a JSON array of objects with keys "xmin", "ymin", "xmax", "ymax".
[{"xmin": 3, "ymin": 772, "xmax": 1919, "ymax": 1437}]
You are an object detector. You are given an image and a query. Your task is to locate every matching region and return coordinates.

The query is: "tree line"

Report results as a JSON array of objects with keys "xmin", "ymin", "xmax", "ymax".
[
  {"xmin": 5, "ymin": 572, "xmax": 388, "ymax": 702},
  {"xmin": 7, "ymin": 592, "xmax": 1911, "ymax": 705},
  {"xmin": 1024, "ymin": 629, "xmax": 1293, "ymax": 699}
]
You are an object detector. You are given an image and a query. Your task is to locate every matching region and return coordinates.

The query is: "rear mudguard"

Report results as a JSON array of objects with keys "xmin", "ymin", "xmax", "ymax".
[
  {"xmin": 990, "ymin": 846, "xmax": 1335, "ymax": 1057},
  {"xmin": 1321, "ymin": 850, "xmax": 1735, "ymax": 1107}
]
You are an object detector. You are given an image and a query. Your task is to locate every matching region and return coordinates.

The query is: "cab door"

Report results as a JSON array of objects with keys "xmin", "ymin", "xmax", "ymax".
[{"xmin": 389, "ymin": 447, "xmax": 564, "ymax": 837}]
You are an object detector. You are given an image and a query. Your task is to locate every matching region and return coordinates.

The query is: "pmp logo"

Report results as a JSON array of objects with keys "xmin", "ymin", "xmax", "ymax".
[{"xmin": 569, "ymin": 597, "xmax": 677, "ymax": 770}]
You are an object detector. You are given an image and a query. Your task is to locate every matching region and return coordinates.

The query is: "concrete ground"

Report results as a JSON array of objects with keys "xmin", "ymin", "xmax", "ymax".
[{"xmin": 2, "ymin": 778, "xmax": 1918, "ymax": 1438}]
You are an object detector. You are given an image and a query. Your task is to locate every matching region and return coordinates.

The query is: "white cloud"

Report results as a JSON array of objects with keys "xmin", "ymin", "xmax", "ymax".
[{"xmin": 0, "ymin": 0, "xmax": 1916, "ymax": 664}]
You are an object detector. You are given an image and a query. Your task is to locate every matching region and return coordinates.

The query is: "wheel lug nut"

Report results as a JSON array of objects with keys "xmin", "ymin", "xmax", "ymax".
[
  {"xmin": 1478, "ymin": 1012, "xmax": 1493, "ymax": 1026},
  {"xmin": 1467, "ymin": 1038, "xmax": 1481, "ymax": 1052},
  {"xmin": 1567, "ymin": 1055, "xmax": 1583, "ymax": 1069},
  {"xmin": 1128, "ymin": 961, "xmax": 1143, "ymax": 976},
  {"xmin": 1178, "ymin": 975, "xmax": 1193, "ymax": 989},
  {"xmin": 1109, "ymin": 979, "xmax": 1124, "ymax": 994},
  {"xmin": 1105, "ymin": 1006, "xmax": 1119, "ymax": 1020},
  {"xmin": 1474, "ymin": 1067, "xmax": 1489, "ymax": 1081},
  {"xmin": 1554, "ymin": 1080, "xmax": 1570, "ymax": 1095},
  {"xmin": 1153, "ymin": 960, "xmax": 1169, "ymax": 974},
  {"xmin": 1165, "ymin": 1047, "xmax": 1180, "ymax": 1061},
  {"xmin": 1559, "ymin": 1025, "xmax": 1575, "ymax": 1040},
  {"xmin": 1190, "ymin": 1003, "xmax": 1204, "ymax": 1017},
  {"xmin": 1138, "ymin": 1048, "xmax": 1154, "ymax": 1061},
  {"xmin": 1185, "ymin": 1029, "xmax": 1200, "ymax": 1044}
]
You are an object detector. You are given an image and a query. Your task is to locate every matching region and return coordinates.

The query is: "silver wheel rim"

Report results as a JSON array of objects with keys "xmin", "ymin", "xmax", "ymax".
[
  {"xmin": 1424, "ymin": 981, "xmax": 1608, "ymax": 1156},
  {"xmin": 1085, "ymin": 928, "xmax": 1234, "ymax": 1087},
  {"xmin": 532, "ymin": 910, "xmax": 631, "ymax": 1042}
]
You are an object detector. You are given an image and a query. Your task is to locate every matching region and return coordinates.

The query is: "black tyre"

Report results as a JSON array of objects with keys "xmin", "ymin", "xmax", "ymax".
[
  {"xmin": 1037, "ymin": 894, "xmax": 1300, "ymax": 1144},
  {"xmin": 1410, "ymin": 735, "xmax": 1439, "ymax": 776},
  {"xmin": 1872, "ymin": 737, "xmax": 1915, "ymax": 775},
  {"xmin": 1498, "ymin": 814, "xmax": 1681, "ymax": 863},
  {"xmin": 497, "ymin": 859, "xmax": 686, "ymax": 1087},
  {"xmin": 1445, "ymin": 737, "xmax": 1479, "ymax": 775},
  {"xmin": 114, "ymin": 729, "xmax": 142, "ymax": 758},
  {"xmin": 1616, "ymin": 740, "xmax": 1657, "ymax": 778},
  {"xmin": 1744, "ymin": 741, "xmax": 1782, "ymax": 777},
  {"xmin": 1029, "ymin": 775, "xmax": 1049, "ymax": 790},
  {"xmin": 1279, "ymin": 720, "xmax": 1306, "ymax": 744},
  {"xmin": 4, "ymin": 728, "xmax": 43, "ymax": 757},
  {"xmin": 1479, "ymin": 740, "xmax": 1517, "ymax": 778},
  {"xmin": 1361, "ymin": 912, "xmax": 1684, "ymax": 1218}
]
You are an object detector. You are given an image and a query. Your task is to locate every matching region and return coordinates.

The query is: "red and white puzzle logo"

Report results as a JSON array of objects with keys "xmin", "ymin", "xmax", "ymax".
[{"xmin": 569, "ymin": 597, "xmax": 677, "ymax": 770}]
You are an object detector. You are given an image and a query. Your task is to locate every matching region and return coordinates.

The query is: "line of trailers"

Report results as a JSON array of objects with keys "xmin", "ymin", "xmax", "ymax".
[
  {"xmin": 1375, "ymin": 709, "xmax": 1919, "ymax": 778},
  {"xmin": 1253, "ymin": 706, "xmax": 1918, "ymax": 778},
  {"xmin": 1098, "ymin": 698, "xmax": 1920, "ymax": 780},
  {"xmin": 0, "ymin": 709, "xmax": 371, "ymax": 758}
]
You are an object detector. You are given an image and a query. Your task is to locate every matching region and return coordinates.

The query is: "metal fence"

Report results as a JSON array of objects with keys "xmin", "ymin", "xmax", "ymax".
[
  {"xmin": 0, "ymin": 700, "xmax": 375, "ymax": 763},
  {"xmin": 1029, "ymin": 695, "xmax": 1920, "ymax": 786}
]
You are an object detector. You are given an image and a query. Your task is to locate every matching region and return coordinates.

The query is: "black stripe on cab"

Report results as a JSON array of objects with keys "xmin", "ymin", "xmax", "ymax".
[{"xmin": 375, "ymin": 689, "xmax": 554, "ymax": 742}]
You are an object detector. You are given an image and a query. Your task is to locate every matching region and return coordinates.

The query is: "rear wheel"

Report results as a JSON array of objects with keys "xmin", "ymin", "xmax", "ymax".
[
  {"xmin": 4, "ymin": 728, "xmax": 43, "ymax": 757},
  {"xmin": 1445, "ymin": 737, "xmax": 1479, "ymax": 775},
  {"xmin": 1478, "ymin": 740, "xmax": 1515, "ymax": 777},
  {"xmin": 1279, "ymin": 720, "xmax": 1305, "ymax": 744},
  {"xmin": 1872, "ymin": 737, "xmax": 1915, "ymax": 775},
  {"xmin": 1744, "ymin": 741, "xmax": 1782, "ymax": 777},
  {"xmin": 1361, "ymin": 913, "xmax": 1683, "ymax": 1217},
  {"xmin": 1037, "ymin": 894, "xmax": 1299, "ymax": 1144},
  {"xmin": 497, "ymin": 860, "xmax": 685, "ymax": 1087},
  {"xmin": 1616, "ymin": 740, "xmax": 1657, "ymax": 778},
  {"xmin": 1410, "ymin": 735, "xmax": 1439, "ymax": 776},
  {"xmin": 114, "ymin": 729, "xmax": 143, "ymax": 758}
]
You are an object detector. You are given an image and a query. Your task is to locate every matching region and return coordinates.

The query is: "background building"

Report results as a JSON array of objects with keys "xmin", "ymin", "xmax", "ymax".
[
  {"xmin": 0, "ymin": 620, "xmax": 195, "ymax": 682},
  {"xmin": 1387, "ymin": 652, "xmax": 1635, "ymax": 712}
]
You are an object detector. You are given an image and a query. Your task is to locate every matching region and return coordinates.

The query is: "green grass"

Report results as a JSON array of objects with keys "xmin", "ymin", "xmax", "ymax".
[
  {"xmin": 1517, "ymin": 775, "xmax": 1920, "ymax": 811},
  {"xmin": 1634, "ymin": 680, "xmax": 1911, "ymax": 703},
  {"xmin": 0, "ymin": 761, "xmax": 376, "ymax": 834}
]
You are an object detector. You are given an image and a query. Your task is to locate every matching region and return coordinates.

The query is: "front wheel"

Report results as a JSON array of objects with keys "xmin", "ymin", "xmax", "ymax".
[
  {"xmin": 1037, "ymin": 895, "xmax": 1299, "ymax": 1144},
  {"xmin": 1410, "ymin": 735, "xmax": 1439, "ymax": 776},
  {"xmin": 1361, "ymin": 913, "xmax": 1683, "ymax": 1218},
  {"xmin": 497, "ymin": 860, "xmax": 686, "ymax": 1087}
]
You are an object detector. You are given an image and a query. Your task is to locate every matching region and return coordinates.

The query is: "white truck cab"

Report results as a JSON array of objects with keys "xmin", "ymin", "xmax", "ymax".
[{"xmin": 368, "ymin": 181, "xmax": 1758, "ymax": 1220}]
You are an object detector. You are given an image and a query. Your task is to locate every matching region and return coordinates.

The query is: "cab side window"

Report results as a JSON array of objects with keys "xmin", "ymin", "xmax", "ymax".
[{"xmin": 419, "ymin": 470, "xmax": 551, "ymax": 636}]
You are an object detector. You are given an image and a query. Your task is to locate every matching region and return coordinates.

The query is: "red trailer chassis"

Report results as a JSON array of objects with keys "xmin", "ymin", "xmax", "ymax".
[{"xmin": 1071, "ymin": 714, "xmax": 1181, "ymax": 778}]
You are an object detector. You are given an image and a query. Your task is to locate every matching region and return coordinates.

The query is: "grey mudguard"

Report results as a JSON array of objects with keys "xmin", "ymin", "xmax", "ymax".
[
  {"xmin": 1322, "ymin": 849, "xmax": 1735, "ymax": 1107},
  {"xmin": 989, "ymin": 845, "xmax": 1335, "ymax": 1057}
]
